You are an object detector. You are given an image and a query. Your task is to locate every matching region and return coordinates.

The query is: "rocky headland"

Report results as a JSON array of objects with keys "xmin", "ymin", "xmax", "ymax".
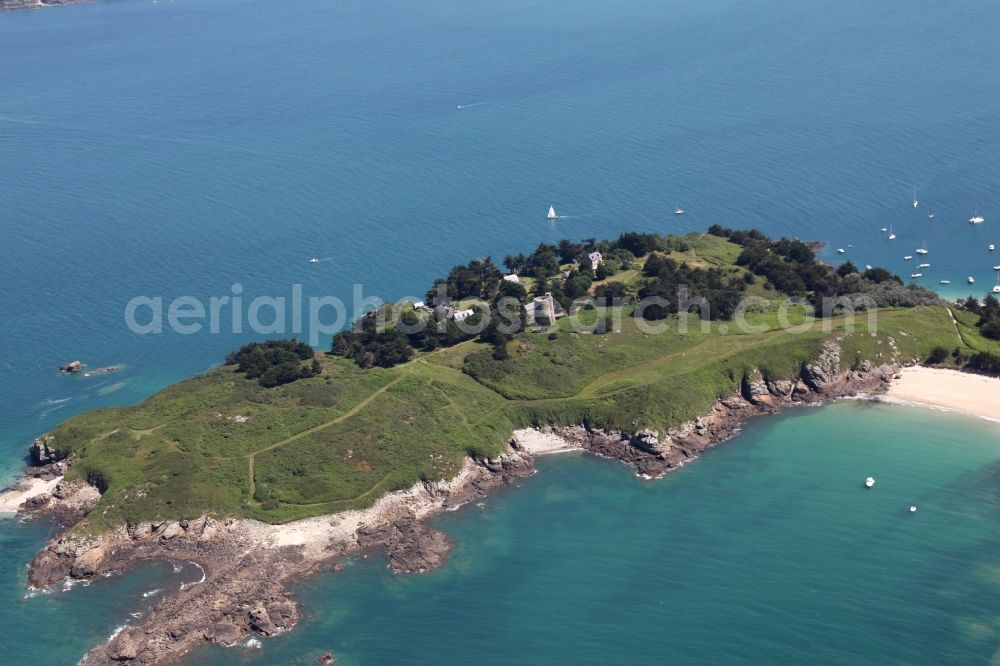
[{"xmin": 1, "ymin": 343, "xmax": 903, "ymax": 665}]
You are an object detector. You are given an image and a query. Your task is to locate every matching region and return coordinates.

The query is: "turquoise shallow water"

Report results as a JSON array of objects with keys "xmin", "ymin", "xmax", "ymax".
[{"xmin": 3, "ymin": 0, "xmax": 1000, "ymax": 662}]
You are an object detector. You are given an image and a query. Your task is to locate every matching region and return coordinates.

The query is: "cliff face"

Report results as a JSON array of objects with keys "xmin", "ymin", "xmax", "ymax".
[
  {"xmin": 536, "ymin": 350, "xmax": 899, "ymax": 478},
  {"xmin": 22, "ymin": 345, "xmax": 898, "ymax": 665}
]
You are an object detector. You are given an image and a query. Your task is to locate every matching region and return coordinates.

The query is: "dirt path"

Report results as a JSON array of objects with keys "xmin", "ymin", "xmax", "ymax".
[{"xmin": 246, "ymin": 375, "xmax": 406, "ymax": 501}]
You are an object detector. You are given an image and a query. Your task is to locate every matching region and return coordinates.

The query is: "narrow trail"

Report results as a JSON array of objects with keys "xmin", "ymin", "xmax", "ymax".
[{"xmin": 246, "ymin": 375, "xmax": 405, "ymax": 501}]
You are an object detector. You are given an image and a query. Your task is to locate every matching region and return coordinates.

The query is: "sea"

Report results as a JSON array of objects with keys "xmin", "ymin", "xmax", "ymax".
[{"xmin": 1, "ymin": 0, "xmax": 999, "ymax": 663}]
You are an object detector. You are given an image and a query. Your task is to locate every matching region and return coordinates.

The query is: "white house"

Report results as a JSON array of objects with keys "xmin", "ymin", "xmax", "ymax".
[
  {"xmin": 452, "ymin": 309, "xmax": 476, "ymax": 322},
  {"xmin": 502, "ymin": 274, "xmax": 521, "ymax": 284},
  {"xmin": 587, "ymin": 251, "xmax": 603, "ymax": 273}
]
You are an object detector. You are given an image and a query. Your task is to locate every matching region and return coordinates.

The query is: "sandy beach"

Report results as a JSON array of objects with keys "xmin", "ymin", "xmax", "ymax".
[
  {"xmin": 882, "ymin": 366, "xmax": 1000, "ymax": 421},
  {"xmin": 0, "ymin": 476, "xmax": 60, "ymax": 514},
  {"xmin": 510, "ymin": 428, "xmax": 583, "ymax": 455}
]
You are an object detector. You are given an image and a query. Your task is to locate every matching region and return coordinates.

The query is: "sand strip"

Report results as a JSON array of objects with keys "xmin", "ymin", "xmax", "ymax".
[
  {"xmin": 510, "ymin": 428, "xmax": 582, "ymax": 455},
  {"xmin": 0, "ymin": 476, "xmax": 60, "ymax": 514},
  {"xmin": 882, "ymin": 366, "xmax": 1000, "ymax": 421}
]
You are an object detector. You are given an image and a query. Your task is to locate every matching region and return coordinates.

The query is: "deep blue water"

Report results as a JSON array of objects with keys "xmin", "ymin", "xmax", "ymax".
[{"xmin": 2, "ymin": 0, "xmax": 1000, "ymax": 662}]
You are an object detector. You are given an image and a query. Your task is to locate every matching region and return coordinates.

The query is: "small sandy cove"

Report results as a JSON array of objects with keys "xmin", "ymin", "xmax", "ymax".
[
  {"xmin": 0, "ymin": 476, "xmax": 60, "ymax": 514},
  {"xmin": 883, "ymin": 367, "xmax": 1000, "ymax": 421},
  {"xmin": 510, "ymin": 428, "xmax": 581, "ymax": 455}
]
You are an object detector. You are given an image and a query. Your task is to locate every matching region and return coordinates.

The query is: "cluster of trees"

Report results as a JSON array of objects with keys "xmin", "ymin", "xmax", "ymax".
[
  {"xmin": 710, "ymin": 226, "xmax": 837, "ymax": 296},
  {"xmin": 962, "ymin": 295, "xmax": 1000, "ymax": 340},
  {"xmin": 425, "ymin": 258, "xmax": 503, "ymax": 302},
  {"xmin": 331, "ymin": 316, "xmax": 415, "ymax": 368},
  {"xmin": 709, "ymin": 225, "xmax": 941, "ymax": 309},
  {"xmin": 332, "ymin": 306, "xmax": 498, "ymax": 368},
  {"xmin": 501, "ymin": 233, "xmax": 685, "ymax": 283},
  {"xmin": 637, "ymin": 254, "xmax": 748, "ymax": 320},
  {"xmin": 226, "ymin": 339, "xmax": 321, "ymax": 388}
]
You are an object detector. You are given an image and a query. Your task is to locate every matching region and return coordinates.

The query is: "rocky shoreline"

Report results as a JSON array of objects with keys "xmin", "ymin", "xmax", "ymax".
[{"xmin": 7, "ymin": 345, "xmax": 898, "ymax": 664}]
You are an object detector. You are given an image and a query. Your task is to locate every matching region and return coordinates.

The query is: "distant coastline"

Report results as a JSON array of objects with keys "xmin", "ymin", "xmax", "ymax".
[{"xmin": 0, "ymin": 0, "xmax": 86, "ymax": 12}]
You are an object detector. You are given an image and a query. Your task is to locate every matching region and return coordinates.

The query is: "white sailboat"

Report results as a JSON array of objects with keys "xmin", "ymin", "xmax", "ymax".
[
  {"xmin": 940, "ymin": 280, "xmax": 951, "ymax": 285},
  {"xmin": 911, "ymin": 273, "xmax": 923, "ymax": 278},
  {"xmin": 968, "ymin": 276, "xmax": 976, "ymax": 284},
  {"xmin": 970, "ymin": 208, "xmax": 985, "ymax": 224},
  {"xmin": 888, "ymin": 224, "xmax": 896, "ymax": 241},
  {"xmin": 994, "ymin": 271, "xmax": 1000, "ymax": 295},
  {"xmin": 915, "ymin": 240, "xmax": 928, "ymax": 255},
  {"xmin": 928, "ymin": 210, "xmax": 935, "ymax": 221},
  {"xmin": 308, "ymin": 258, "xmax": 320, "ymax": 264},
  {"xmin": 674, "ymin": 207, "xmax": 685, "ymax": 216},
  {"xmin": 865, "ymin": 477, "xmax": 875, "ymax": 488},
  {"xmin": 912, "ymin": 190, "xmax": 919, "ymax": 208},
  {"xmin": 547, "ymin": 205, "xmax": 558, "ymax": 220},
  {"xmin": 989, "ymin": 244, "xmax": 996, "ymax": 252}
]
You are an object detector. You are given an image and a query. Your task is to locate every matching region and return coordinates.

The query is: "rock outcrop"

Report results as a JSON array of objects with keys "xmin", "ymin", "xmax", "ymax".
[{"xmin": 29, "ymin": 436, "xmax": 65, "ymax": 466}]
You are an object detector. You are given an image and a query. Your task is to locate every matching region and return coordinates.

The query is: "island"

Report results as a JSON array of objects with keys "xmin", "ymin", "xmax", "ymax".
[{"xmin": 5, "ymin": 229, "xmax": 1000, "ymax": 664}]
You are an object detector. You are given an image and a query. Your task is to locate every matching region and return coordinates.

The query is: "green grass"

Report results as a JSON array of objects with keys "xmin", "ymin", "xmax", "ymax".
[{"xmin": 43, "ymin": 236, "xmax": 989, "ymax": 534}]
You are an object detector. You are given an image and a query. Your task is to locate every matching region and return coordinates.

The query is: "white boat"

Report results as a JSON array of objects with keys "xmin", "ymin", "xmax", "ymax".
[
  {"xmin": 970, "ymin": 208, "xmax": 985, "ymax": 224},
  {"xmin": 865, "ymin": 264, "xmax": 873, "ymax": 270},
  {"xmin": 674, "ymin": 207, "xmax": 685, "ymax": 216},
  {"xmin": 915, "ymin": 248, "xmax": 928, "ymax": 255},
  {"xmin": 912, "ymin": 190, "xmax": 919, "ymax": 208},
  {"xmin": 993, "ymin": 265, "xmax": 1000, "ymax": 271},
  {"xmin": 881, "ymin": 227, "xmax": 888, "ymax": 233},
  {"xmin": 909, "ymin": 505, "xmax": 918, "ymax": 513},
  {"xmin": 904, "ymin": 255, "xmax": 913, "ymax": 260},
  {"xmin": 308, "ymin": 258, "xmax": 320, "ymax": 264},
  {"xmin": 547, "ymin": 205, "xmax": 558, "ymax": 220},
  {"xmin": 928, "ymin": 210, "xmax": 935, "ymax": 221},
  {"xmin": 888, "ymin": 224, "xmax": 896, "ymax": 240},
  {"xmin": 837, "ymin": 248, "xmax": 846, "ymax": 254},
  {"xmin": 865, "ymin": 477, "xmax": 875, "ymax": 488},
  {"xmin": 911, "ymin": 273, "xmax": 923, "ymax": 278},
  {"xmin": 968, "ymin": 276, "xmax": 976, "ymax": 284},
  {"xmin": 994, "ymin": 272, "xmax": 1000, "ymax": 295},
  {"xmin": 940, "ymin": 280, "xmax": 951, "ymax": 285},
  {"xmin": 990, "ymin": 244, "xmax": 996, "ymax": 252},
  {"xmin": 917, "ymin": 263, "xmax": 930, "ymax": 268}
]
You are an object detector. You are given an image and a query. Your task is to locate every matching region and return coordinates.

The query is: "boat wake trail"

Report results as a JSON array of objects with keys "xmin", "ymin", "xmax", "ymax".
[{"xmin": 456, "ymin": 102, "xmax": 487, "ymax": 110}]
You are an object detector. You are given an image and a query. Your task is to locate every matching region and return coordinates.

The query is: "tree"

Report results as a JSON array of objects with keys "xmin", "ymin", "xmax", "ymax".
[
  {"xmin": 837, "ymin": 261, "xmax": 858, "ymax": 277},
  {"xmin": 862, "ymin": 267, "xmax": 899, "ymax": 285},
  {"xmin": 227, "ymin": 339, "xmax": 316, "ymax": 387},
  {"xmin": 557, "ymin": 239, "xmax": 582, "ymax": 264}
]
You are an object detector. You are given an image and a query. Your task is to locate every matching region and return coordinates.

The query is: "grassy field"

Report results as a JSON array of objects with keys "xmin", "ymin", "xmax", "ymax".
[{"xmin": 43, "ymin": 235, "xmax": 1000, "ymax": 533}]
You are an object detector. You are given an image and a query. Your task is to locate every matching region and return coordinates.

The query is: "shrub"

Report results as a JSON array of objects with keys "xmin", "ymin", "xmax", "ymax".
[{"xmin": 926, "ymin": 346, "xmax": 949, "ymax": 365}]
